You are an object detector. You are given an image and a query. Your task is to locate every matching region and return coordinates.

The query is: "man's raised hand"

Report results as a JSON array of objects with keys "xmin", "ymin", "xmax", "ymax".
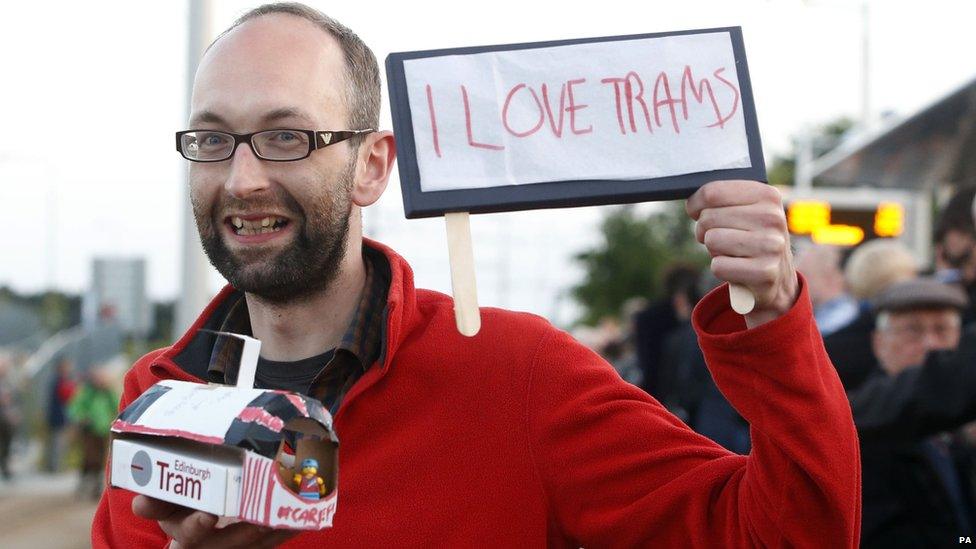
[{"xmin": 686, "ymin": 180, "xmax": 799, "ymax": 328}]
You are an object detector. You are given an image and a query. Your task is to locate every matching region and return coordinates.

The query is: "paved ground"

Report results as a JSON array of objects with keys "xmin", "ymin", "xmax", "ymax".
[
  {"xmin": 0, "ymin": 472, "xmax": 99, "ymax": 549},
  {"xmin": 0, "ymin": 441, "xmax": 99, "ymax": 549}
]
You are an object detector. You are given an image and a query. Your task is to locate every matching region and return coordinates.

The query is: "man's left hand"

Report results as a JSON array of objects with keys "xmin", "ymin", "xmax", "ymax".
[{"xmin": 686, "ymin": 180, "xmax": 799, "ymax": 328}]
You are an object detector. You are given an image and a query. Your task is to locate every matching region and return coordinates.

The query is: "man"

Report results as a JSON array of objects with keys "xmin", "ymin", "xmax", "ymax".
[
  {"xmin": 794, "ymin": 243, "xmax": 858, "ymax": 337},
  {"xmin": 824, "ymin": 239, "xmax": 918, "ymax": 390},
  {"xmin": 849, "ymin": 277, "xmax": 976, "ymax": 546},
  {"xmin": 934, "ymin": 187, "xmax": 976, "ymax": 285},
  {"xmin": 93, "ymin": 4, "xmax": 860, "ymax": 547},
  {"xmin": 45, "ymin": 357, "xmax": 76, "ymax": 472},
  {"xmin": 0, "ymin": 357, "xmax": 18, "ymax": 482},
  {"xmin": 633, "ymin": 263, "xmax": 699, "ymax": 398},
  {"xmin": 68, "ymin": 365, "xmax": 119, "ymax": 500},
  {"xmin": 933, "ymin": 187, "xmax": 976, "ymax": 324}
]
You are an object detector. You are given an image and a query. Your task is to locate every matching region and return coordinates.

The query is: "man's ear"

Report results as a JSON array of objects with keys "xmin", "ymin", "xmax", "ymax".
[
  {"xmin": 351, "ymin": 131, "xmax": 396, "ymax": 207},
  {"xmin": 871, "ymin": 330, "xmax": 886, "ymax": 373}
]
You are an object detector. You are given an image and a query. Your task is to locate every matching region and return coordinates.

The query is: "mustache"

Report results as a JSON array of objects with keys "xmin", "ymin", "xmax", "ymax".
[{"xmin": 211, "ymin": 187, "xmax": 305, "ymax": 221}]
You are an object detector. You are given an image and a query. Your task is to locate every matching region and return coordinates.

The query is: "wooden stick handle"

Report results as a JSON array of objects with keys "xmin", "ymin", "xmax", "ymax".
[
  {"xmin": 445, "ymin": 212, "xmax": 481, "ymax": 336},
  {"xmin": 728, "ymin": 283, "xmax": 756, "ymax": 315}
]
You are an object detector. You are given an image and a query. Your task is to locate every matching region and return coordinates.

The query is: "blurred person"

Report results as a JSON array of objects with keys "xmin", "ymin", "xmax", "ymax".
[
  {"xmin": 661, "ymin": 270, "xmax": 750, "ymax": 453},
  {"xmin": 824, "ymin": 239, "xmax": 918, "ymax": 390},
  {"xmin": 795, "ymin": 243, "xmax": 858, "ymax": 337},
  {"xmin": 933, "ymin": 187, "xmax": 976, "ymax": 286},
  {"xmin": 593, "ymin": 315, "xmax": 623, "ymax": 358},
  {"xmin": 0, "ymin": 356, "xmax": 20, "ymax": 481},
  {"xmin": 95, "ymin": 4, "xmax": 860, "ymax": 547},
  {"xmin": 45, "ymin": 357, "xmax": 77, "ymax": 472},
  {"xmin": 68, "ymin": 365, "xmax": 118, "ymax": 500},
  {"xmin": 845, "ymin": 239, "xmax": 919, "ymax": 302},
  {"xmin": 634, "ymin": 263, "xmax": 700, "ymax": 398},
  {"xmin": 933, "ymin": 187, "xmax": 976, "ymax": 326},
  {"xmin": 655, "ymin": 268, "xmax": 704, "ymax": 421},
  {"xmin": 604, "ymin": 297, "xmax": 646, "ymax": 387},
  {"xmin": 849, "ymin": 277, "xmax": 976, "ymax": 547}
]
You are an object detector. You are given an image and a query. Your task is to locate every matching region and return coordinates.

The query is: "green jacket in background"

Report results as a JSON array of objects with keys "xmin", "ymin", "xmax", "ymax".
[{"xmin": 67, "ymin": 384, "xmax": 118, "ymax": 437}]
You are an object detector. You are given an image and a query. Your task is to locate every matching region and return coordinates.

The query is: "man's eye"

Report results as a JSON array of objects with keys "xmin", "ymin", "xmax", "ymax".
[
  {"xmin": 199, "ymin": 133, "xmax": 228, "ymax": 147},
  {"xmin": 272, "ymin": 131, "xmax": 299, "ymax": 142}
]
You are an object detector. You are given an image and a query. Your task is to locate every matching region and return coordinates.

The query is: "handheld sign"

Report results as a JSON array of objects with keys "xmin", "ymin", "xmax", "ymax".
[{"xmin": 387, "ymin": 27, "xmax": 766, "ymax": 333}]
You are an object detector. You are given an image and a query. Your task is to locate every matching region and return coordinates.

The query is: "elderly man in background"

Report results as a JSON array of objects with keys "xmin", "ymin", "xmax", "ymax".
[
  {"xmin": 823, "ymin": 239, "xmax": 918, "ymax": 389},
  {"xmin": 850, "ymin": 277, "xmax": 976, "ymax": 547}
]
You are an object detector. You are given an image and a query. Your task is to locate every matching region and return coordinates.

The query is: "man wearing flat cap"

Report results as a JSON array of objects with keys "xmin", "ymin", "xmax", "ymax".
[
  {"xmin": 870, "ymin": 278, "xmax": 968, "ymax": 377},
  {"xmin": 850, "ymin": 277, "xmax": 976, "ymax": 547}
]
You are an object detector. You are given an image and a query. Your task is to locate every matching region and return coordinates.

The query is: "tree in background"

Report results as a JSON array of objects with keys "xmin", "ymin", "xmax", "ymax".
[
  {"xmin": 572, "ymin": 201, "xmax": 708, "ymax": 326},
  {"xmin": 768, "ymin": 117, "xmax": 855, "ymax": 187}
]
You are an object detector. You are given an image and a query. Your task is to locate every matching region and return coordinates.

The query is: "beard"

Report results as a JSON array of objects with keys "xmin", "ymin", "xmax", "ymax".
[{"xmin": 192, "ymin": 159, "xmax": 355, "ymax": 305}]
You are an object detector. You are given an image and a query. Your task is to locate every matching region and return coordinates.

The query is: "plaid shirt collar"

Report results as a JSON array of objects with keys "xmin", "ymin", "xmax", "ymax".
[{"xmin": 205, "ymin": 245, "xmax": 390, "ymax": 387}]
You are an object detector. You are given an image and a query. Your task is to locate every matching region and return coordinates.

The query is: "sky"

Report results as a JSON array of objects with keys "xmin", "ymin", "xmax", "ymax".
[{"xmin": 3, "ymin": 0, "xmax": 976, "ymax": 327}]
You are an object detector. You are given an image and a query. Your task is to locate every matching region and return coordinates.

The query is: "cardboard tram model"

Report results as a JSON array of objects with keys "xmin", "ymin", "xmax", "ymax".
[{"xmin": 108, "ymin": 333, "xmax": 339, "ymax": 531}]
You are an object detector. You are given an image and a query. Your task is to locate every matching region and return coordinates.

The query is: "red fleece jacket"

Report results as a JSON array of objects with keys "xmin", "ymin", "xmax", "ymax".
[{"xmin": 92, "ymin": 240, "xmax": 860, "ymax": 547}]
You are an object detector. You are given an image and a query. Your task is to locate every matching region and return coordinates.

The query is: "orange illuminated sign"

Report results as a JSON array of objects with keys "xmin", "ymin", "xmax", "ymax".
[
  {"xmin": 811, "ymin": 224, "xmax": 865, "ymax": 246},
  {"xmin": 874, "ymin": 202, "xmax": 904, "ymax": 237},
  {"xmin": 787, "ymin": 199, "xmax": 902, "ymax": 245},
  {"xmin": 787, "ymin": 201, "xmax": 830, "ymax": 235}
]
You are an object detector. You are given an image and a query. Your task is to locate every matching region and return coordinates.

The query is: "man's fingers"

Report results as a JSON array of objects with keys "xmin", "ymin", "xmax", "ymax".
[
  {"xmin": 694, "ymin": 203, "xmax": 787, "ymax": 244},
  {"xmin": 184, "ymin": 521, "xmax": 268, "ymax": 548},
  {"xmin": 168, "ymin": 521, "xmax": 297, "ymax": 549},
  {"xmin": 710, "ymin": 255, "xmax": 782, "ymax": 288},
  {"xmin": 686, "ymin": 180, "xmax": 780, "ymax": 220},
  {"xmin": 133, "ymin": 494, "xmax": 298, "ymax": 548},
  {"xmin": 159, "ymin": 510, "xmax": 218, "ymax": 546},
  {"xmin": 132, "ymin": 495, "xmax": 188, "ymax": 521},
  {"xmin": 703, "ymin": 228, "xmax": 788, "ymax": 259},
  {"xmin": 132, "ymin": 495, "xmax": 213, "ymax": 546}
]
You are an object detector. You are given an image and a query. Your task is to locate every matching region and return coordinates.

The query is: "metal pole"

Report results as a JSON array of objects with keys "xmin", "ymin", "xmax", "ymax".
[
  {"xmin": 794, "ymin": 130, "xmax": 814, "ymax": 192},
  {"xmin": 860, "ymin": 1, "xmax": 871, "ymax": 130},
  {"xmin": 175, "ymin": 0, "xmax": 214, "ymax": 335}
]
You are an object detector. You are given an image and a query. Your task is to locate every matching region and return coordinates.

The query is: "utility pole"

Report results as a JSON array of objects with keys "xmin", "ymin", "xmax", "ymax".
[
  {"xmin": 860, "ymin": 1, "xmax": 871, "ymax": 130},
  {"xmin": 175, "ymin": 0, "xmax": 214, "ymax": 334}
]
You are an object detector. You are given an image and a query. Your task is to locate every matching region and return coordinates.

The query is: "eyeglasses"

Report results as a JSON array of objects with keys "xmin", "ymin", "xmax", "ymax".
[
  {"xmin": 175, "ymin": 128, "xmax": 374, "ymax": 162},
  {"xmin": 884, "ymin": 321, "xmax": 960, "ymax": 343}
]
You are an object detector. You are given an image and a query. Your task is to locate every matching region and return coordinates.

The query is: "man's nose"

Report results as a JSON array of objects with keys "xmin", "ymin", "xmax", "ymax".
[
  {"xmin": 224, "ymin": 141, "xmax": 270, "ymax": 199},
  {"xmin": 920, "ymin": 330, "xmax": 950, "ymax": 354}
]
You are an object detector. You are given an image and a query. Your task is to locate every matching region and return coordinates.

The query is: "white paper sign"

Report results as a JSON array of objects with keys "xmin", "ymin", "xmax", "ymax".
[
  {"xmin": 131, "ymin": 381, "xmax": 268, "ymax": 440},
  {"xmin": 403, "ymin": 32, "xmax": 749, "ymax": 193}
]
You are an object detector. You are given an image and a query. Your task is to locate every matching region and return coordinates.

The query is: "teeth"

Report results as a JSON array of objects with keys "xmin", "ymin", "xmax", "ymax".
[{"xmin": 230, "ymin": 216, "xmax": 287, "ymax": 236}]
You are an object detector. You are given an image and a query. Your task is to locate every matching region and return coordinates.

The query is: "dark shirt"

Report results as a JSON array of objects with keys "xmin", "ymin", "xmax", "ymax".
[
  {"xmin": 195, "ymin": 245, "xmax": 390, "ymax": 414},
  {"xmin": 850, "ymin": 326, "xmax": 976, "ymax": 547},
  {"xmin": 824, "ymin": 303, "xmax": 879, "ymax": 391},
  {"xmin": 633, "ymin": 299, "xmax": 680, "ymax": 396},
  {"xmin": 254, "ymin": 349, "xmax": 336, "ymax": 395}
]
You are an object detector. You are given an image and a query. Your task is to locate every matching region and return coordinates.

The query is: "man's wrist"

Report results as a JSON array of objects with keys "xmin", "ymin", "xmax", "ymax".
[{"xmin": 743, "ymin": 276, "xmax": 800, "ymax": 329}]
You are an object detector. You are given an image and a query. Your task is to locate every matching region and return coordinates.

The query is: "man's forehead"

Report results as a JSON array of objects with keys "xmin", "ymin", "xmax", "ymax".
[
  {"xmin": 203, "ymin": 13, "xmax": 342, "ymax": 67},
  {"xmin": 889, "ymin": 308, "xmax": 960, "ymax": 322},
  {"xmin": 189, "ymin": 106, "xmax": 317, "ymax": 128},
  {"xmin": 191, "ymin": 14, "xmax": 347, "ymax": 127}
]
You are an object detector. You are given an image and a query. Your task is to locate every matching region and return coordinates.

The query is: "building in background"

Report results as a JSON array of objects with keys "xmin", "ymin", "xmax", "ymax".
[
  {"xmin": 83, "ymin": 258, "xmax": 151, "ymax": 339},
  {"xmin": 794, "ymin": 74, "xmax": 976, "ymax": 262}
]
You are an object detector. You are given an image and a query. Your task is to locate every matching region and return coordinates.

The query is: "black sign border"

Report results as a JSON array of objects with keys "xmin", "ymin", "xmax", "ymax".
[{"xmin": 386, "ymin": 26, "xmax": 766, "ymax": 219}]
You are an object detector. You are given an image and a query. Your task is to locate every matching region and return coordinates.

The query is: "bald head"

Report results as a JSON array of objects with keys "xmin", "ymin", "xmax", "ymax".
[
  {"xmin": 795, "ymin": 244, "xmax": 846, "ymax": 306},
  {"xmin": 192, "ymin": 14, "xmax": 349, "ymax": 135},
  {"xmin": 193, "ymin": 3, "xmax": 380, "ymax": 132}
]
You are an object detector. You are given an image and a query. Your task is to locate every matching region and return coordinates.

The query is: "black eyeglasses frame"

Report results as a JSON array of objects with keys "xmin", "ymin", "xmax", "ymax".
[{"xmin": 175, "ymin": 128, "xmax": 375, "ymax": 162}]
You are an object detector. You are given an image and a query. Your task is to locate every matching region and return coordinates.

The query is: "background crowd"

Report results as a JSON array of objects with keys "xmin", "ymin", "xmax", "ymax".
[{"xmin": 588, "ymin": 186, "xmax": 976, "ymax": 547}]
